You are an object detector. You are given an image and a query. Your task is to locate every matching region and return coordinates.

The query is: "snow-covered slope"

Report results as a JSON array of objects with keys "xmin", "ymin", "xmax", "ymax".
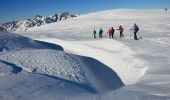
[
  {"xmin": 21, "ymin": 9, "xmax": 170, "ymax": 40},
  {"xmin": 0, "ymin": 31, "xmax": 124, "ymax": 100},
  {"xmin": 1, "ymin": 9, "xmax": 170, "ymax": 100}
]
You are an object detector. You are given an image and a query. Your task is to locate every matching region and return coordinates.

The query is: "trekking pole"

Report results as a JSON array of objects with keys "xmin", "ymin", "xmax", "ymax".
[{"xmin": 130, "ymin": 30, "xmax": 131, "ymax": 39}]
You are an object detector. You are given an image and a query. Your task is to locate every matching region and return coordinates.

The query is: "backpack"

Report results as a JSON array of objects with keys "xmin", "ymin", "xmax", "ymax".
[
  {"xmin": 113, "ymin": 28, "xmax": 115, "ymax": 33},
  {"xmin": 119, "ymin": 26, "xmax": 123, "ymax": 31},
  {"xmin": 111, "ymin": 27, "xmax": 115, "ymax": 33},
  {"xmin": 100, "ymin": 29, "xmax": 103, "ymax": 34},
  {"xmin": 134, "ymin": 25, "xmax": 139, "ymax": 32}
]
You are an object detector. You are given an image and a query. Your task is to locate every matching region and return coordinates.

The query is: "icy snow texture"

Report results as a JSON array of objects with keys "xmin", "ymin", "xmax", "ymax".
[
  {"xmin": 0, "ymin": 50, "xmax": 86, "ymax": 83},
  {"xmin": 0, "ymin": 32, "xmax": 86, "ymax": 83}
]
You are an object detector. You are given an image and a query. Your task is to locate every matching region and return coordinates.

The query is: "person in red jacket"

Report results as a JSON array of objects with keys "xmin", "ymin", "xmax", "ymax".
[
  {"xmin": 107, "ymin": 27, "xmax": 115, "ymax": 38},
  {"xmin": 107, "ymin": 27, "xmax": 112, "ymax": 38}
]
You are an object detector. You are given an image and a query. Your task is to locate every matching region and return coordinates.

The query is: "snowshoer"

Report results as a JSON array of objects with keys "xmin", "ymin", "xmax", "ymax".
[
  {"xmin": 107, "ymin": 27, "xmax": 115, "ymax": 38},
  {"xmin": 93, "ymin": 29, "xmax": 97, "ymax": 38},
  {"xmin": 130, "ymin": 23, "xmax": 139, "ymax": 40},
  {"xmin": 163, "ymin": 8, "xmax": 168, "ymax": 11},
  {"xmin": 99, "ymin": 28, "xmax": 103, "ymax": 38},
  {"xmin": 117, "ymin": 25, "xmax": 124, "ymax": 38}
]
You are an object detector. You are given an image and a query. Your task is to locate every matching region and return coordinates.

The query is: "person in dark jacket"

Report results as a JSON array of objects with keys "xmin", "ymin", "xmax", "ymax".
[
  {"xmin": 93, "ymin": 29, "xmax": 97, "ymax": 38},
  {"xmin": 111, "ymin": 27, "xmax": 115, "ymax": 38},
  {"xmin": 99, "ymin": 28, "xmax": 103, "ymax": 38},
  {"xmin": 117, "ymin": 25, "xmax": 124, "ymax": 38},
  {"xmin": 130, "ymin": 23, "xmax": 139, "ymax": 40}
]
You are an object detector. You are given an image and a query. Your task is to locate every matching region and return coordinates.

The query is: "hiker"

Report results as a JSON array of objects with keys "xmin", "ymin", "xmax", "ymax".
[
  {"xmin": 99, "ymin": 28, "xmax": 103, "ymax": 38},
  {"xmin": 107, "ymin": 27, "xmax": 115, "ymax": 38},
  {"xmin": 111, "ymin": 27, "xmax": 115, "ymax": 38},
  {"xmin": 117, "ymin": 25, "xmax": 124, "ymax": 38},
  {"xmin": 130, "ymin": 23, "xmax": 139, "ymax": 40},
  {"xmin": 93, "ymin": 29, "xmax": 97, "ymax": 38}
]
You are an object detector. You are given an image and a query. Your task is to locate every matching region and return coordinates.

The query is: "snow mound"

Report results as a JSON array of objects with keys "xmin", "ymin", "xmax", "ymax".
[
  {"xmin": 0, "ymin": 32, "xmax": 87, "ymax": 84},
  {"xmin": 0, "ymin": 32, "xmax": 63, "ymax": 52}
]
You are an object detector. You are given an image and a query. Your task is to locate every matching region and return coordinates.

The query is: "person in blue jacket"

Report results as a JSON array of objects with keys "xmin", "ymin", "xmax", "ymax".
[
  {"xmin": 99, "ymin": 28, "xmax": 103, "ymax": 38},
  {"xmin": 131, "ymin": 23, "xmax": 139, "ymax": 40}
]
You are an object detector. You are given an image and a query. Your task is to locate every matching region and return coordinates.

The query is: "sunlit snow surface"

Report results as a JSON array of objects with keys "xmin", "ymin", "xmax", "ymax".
[{"xmin": 1, "ymin": 9, "xmax": 170, "ymax": 100}]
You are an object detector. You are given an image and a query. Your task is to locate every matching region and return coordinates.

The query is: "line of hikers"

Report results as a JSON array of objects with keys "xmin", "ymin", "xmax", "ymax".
[{"xmin": 93, "ymin": 23, "xmax": 139, "ymax": 40}]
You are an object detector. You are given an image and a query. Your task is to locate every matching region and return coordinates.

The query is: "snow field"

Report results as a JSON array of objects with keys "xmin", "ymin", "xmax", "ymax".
[{"xmin": 1, "ymin": 9, "xmax": 170, "ymax": 100}]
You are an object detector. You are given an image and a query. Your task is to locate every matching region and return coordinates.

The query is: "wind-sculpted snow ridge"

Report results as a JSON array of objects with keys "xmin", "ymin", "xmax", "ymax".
[
  {"xmin": 0, "ymin": 32, "xmax": 63, "ymax": 52},
  {"xmin": 39, "ymin": 38, "xmax": 148, "ymax": 85},
  {"xmin": 0, "ymin": 32, "xmax": 87, "ymax": 84},
  {"xmin": 0, "ymin": 32, "xmax": 124, "ymax": 96}
]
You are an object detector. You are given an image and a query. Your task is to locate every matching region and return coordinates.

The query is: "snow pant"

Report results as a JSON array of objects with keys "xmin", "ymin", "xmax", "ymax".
[
  {"xmin": 93, "ymin": 33, "xmax": 96, "ymax": 38},
  {"xmin": 120, "ymin": 31, "xmax": 124, "ymax": 38},
  {"xmin": 134, "ymin": 32, "xmax": 137, "ymax": 40},
  {"xmin": 111, "ymin": 32, "xmax": 114, "ymax": 38},
  {"xmin": 109, "ymin": 33, "xmax": 114, "ymax": 38},
  {"xmin": 99, "ymin": 33, "xmax": 102, "ymax": 38}
]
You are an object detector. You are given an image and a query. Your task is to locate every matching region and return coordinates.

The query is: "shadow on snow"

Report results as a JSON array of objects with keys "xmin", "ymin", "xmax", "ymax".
[
  {"xmin": 0, "ymin": 60, "xmax": 22, "ymax": 74},
  {"xmin": 77, "ymin": 55, "xmax": 124, "ymax": 93}
]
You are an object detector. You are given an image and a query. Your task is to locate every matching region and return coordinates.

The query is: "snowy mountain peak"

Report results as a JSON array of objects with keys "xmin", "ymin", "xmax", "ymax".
[{"xmin": 0, "ymin": 12, "xmax": 77, "ymax": 32}]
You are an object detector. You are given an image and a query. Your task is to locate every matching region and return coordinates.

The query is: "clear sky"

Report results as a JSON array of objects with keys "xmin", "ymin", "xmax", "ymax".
[{"xmin": 0, "ymin": 0, "xmax": 170, "ymax": 24}]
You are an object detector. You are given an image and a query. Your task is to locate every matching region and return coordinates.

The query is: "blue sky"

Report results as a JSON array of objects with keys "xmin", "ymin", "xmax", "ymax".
[{"xmin": 0, "ymin": 0, "xmax": 170, "ymax": 24}]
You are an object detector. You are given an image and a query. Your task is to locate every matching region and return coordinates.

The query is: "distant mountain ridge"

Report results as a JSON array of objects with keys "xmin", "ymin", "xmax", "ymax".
[{"xmin": 0, "ymin": 12, "xmax": 78, "ymax": 32}]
